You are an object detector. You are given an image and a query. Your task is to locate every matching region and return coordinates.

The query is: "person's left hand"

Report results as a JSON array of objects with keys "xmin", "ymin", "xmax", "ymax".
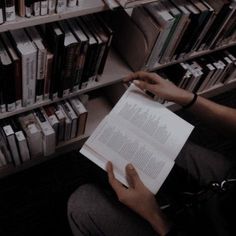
[{"xmin": 106, "ymin": 162, "xmax": 170, "ymax": 235}]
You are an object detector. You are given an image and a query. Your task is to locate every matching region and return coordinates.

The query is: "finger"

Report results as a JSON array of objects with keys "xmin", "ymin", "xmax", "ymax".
[
  {"xmin": 133, "ymin": 80, "xmax": 157, "ymax": 95},
  {"xmin": 125, "ymin": 163, "xmax": 141, "ymax": 189},
  {"xmin": 123, "ymin": 71, "xmax": 154, "ymax": 82},
  {"xmin": 106, "ymin": 162, "xmax": 126, "ymax": 195}
]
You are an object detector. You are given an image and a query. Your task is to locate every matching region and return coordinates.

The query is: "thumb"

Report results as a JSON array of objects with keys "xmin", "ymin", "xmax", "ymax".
[{"xmin": 126, "ymin": 164, "xmax": 141, "ymax": 189}]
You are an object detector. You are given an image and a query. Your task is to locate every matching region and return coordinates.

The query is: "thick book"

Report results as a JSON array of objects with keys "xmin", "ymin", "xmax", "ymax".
[
  {"xmin": 80, "ymin": 84, "xmax": 193, "ymax": 194},
  {"xmin": 69, "ymin": 97, "xmax": 88, "ymax": 136},
  {"xmin": 10, "ymin": 119, "xmax": 31, "ymax": 162},
  {"xmin": 1, "ymin": 122, "xmax": 21, "ymax": 166},
  {"xmin": 67, "ymin": 18, "xmax": 88, "ymax": 91},
  {"xmin": 45, "ymin": 22, "xmax": 65, "ymax": 100},
  {"xmin": 9, "ymin": 28, "xmax": 37, "ymax": 107},
  {"xmin": 0, "ymin": 37, "xmax": 15, "ymax": 113},
  {"xmin": 34, "ymin": 108, "xmax": 56, "ymax": 156},
  {"xmin": 18, "ymin": 112, "xmax": 43, "ymax": 158},
  {"xmin": 1, "ymin": 32, "xmax": 22, "ymax": 110},
  {"xmin": 58, "ymin": 20, "xmax": 79, "ymax": 97},
  {"xmin": 25, "ymin": 26, "xmax": 47, "ymax": 103}
]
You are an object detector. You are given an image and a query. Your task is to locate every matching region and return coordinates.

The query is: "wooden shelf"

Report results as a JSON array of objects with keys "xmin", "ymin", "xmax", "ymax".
[
  {"xmin": 0, "ymin": 95, "xmax": 112, "ymax": 178},
  {"xmin": 165, "ymin": 80, "xmax": 236, "ymax": 111},
  {"xmin": 0, "ymin": 0, "xmax": 108, "ymax": 32},
  {"xmin": 0, "ymin": 49, "xmax": 131, "ymax": 120},
  {"xmin": 151, "ymin": 41, "xmax": 236, "ymax": 71}
]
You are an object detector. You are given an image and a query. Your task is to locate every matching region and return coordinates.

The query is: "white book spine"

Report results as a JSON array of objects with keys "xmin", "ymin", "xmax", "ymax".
[
  {"xmin": 21, "ymin": 51, "xmax": 37, "ymax": 106},
  {"xmin": 34, "ymin": 110, "xmax": 56, "ymax": 156},
  {"xmin": 40, "ymin": 0, "xmax": 48, "ymax": 15},
  {"xmin": 0, "ymin": 8, "xmax": 3, "ymax": 24},
  {"xmin": 5, "ymin": 5, "xmax": 16, "ymax": 22},
  {"xmin": 15, "ymin": 131, "xmax": 31, "ymax": 162},
  {"xmin": 56, "ymin": 0, "xmax": 66, "ymax": 13},
  {"xmin": 33, "ymin": 2, "xmax": 40, "ymax": 16}
]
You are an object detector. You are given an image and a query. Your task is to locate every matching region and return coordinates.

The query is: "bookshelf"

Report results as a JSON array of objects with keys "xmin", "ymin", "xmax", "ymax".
[
  {"xmin": 0, "ymin": 94, "xmax": 112, "ymax": 178},
  {"xmin": 0, "ymin": 0, "xmax": 108, "ymax": 32},
  {"xmin": 0, "ymin": 0, "xmax": 236, "ymax": 176}
]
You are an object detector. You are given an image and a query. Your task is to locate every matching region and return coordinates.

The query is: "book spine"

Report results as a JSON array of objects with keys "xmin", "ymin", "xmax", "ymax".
[
  {"xmin": 15, "ymin": 130, "xmax": 31, "ymax": 162},
  {"xmin": 5, "ymin": 0, "xmax": 16, "ymax": 22},
  {"xmin": 56, "ymin": 0, "xmax": 66, "ymax": 13},
  {"xmin": 0, "ymin": 2, "xmax": 4, "ymax": 24},
  {"xmin": 48, "ymin": 0, "xmax": 56, "ymax": 14},
  {"xmin": 3, "ymin": 125, "xmax": 21, "ymax": 166},
  {"xmin": 21, "ymin": 49, "xmax": 37, "ymax": 106},
  {"xmin": 40, "ymin": 0, "xmax": 48, "ymax": 16},
  {"xmin": 25, "ymin": 0, "xmax": 32, "ymax": 17},
  {"xmin": 44, "ymin": 52, "xmax": 53, "ymax": 100},
  {"xmin": 33, "ymin": 1, "xmax": 40, "ymax": 16},
  {"xmin": 73, "ymin": 43, "xmax": 88, "ymax": 91}
]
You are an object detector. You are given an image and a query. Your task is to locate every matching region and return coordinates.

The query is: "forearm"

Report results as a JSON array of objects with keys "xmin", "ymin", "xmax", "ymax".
[
  {"xmin": 146, "ymin": 209, "xmax": 171, "ymax": 236},
  {"xmin": 175, "ymin": 90, "xmax": 236, "ymax": 136}
]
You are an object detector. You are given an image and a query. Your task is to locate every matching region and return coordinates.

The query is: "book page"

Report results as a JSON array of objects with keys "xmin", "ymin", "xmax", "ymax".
[
  {"xmin": 80, "ymin": 84, "xmax": 194, "ymax": 194},
  {"xmin": 81, "ymin": 116, "xmax": 174, "ymax": 194},
  {"xmin": 110, "ymin": 84, "xmax": 194, "ymax": 160}
]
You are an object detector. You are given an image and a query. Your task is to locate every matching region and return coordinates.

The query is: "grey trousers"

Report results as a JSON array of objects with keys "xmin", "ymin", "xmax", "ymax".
[{"xmin": 67, "ymin": 142, "xmax": 233, "ymax": 236}]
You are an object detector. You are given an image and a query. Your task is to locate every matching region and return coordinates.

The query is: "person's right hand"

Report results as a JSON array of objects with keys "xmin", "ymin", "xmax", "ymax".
[{"xmin": 124, "ymin": 71, "xmax": 194, "ymax": 106}]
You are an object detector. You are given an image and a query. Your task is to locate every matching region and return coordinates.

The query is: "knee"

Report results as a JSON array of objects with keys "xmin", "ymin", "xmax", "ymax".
[{"xmin": 67, "ymin": 184, "xmax": 98, "ymax": 227}]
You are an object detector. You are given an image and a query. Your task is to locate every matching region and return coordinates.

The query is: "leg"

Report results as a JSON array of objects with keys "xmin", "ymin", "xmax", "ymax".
[
  {"xmin": 68, "ymin": 184, "xmax": 157, "ymax": 236},
  {"xmin": 175, "ymin": 142, "xmax": 232, "ymax": 186}
]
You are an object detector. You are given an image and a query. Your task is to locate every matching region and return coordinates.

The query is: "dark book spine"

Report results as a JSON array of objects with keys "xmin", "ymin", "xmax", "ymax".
[
  {"xmin": 73, "ymin": 42, "xmax": 88, "ymax": 90},
  {"xmin": 60, "ymin": 44, "xmax": 79, "ymax": 97}
]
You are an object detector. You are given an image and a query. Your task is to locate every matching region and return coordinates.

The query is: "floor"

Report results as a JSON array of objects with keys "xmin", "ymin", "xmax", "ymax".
[{"xmin": 0, "ymin": 88, "xmax": 235, "ymax": 236}]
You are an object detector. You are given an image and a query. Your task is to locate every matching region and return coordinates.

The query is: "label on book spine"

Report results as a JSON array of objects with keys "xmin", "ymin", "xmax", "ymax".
[
  {"xmin": 7, "ymin": 102, "xmax": 16, "ymax": 112},
  {"xmin": 0, "ymin": 104, "xmax": 6, "ymax": 113}
]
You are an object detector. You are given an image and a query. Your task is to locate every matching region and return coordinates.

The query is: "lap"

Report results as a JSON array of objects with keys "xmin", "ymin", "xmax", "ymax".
[{"xmin": 68, "ymin": 184, "xmax": 157, "ymax": 236}]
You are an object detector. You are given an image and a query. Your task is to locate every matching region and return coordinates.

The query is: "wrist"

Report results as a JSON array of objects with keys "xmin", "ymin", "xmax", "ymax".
[
  {"xmin": 175, "ymin": 90, "xmax": 195, "ymax": 107},
  {"xmin": 148, "ymin": 212, "xmax": 171, "ymax": 236}
]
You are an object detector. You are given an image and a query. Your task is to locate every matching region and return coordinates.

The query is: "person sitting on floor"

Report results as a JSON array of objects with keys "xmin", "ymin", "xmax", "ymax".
[{"xmin": 67, "ymin": 71, "xmax": 236, "ymax": 236}]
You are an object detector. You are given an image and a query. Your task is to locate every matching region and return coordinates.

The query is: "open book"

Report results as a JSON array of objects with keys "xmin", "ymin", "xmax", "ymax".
[{"xmin": 80, "ymin": 84, "xmax": 194, "ymax": 194}]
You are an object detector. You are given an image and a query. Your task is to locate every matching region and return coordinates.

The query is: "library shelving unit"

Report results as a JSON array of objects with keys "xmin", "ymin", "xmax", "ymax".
[{"xmin": 0, "ymin": 0, "xmax": 236, "ymax": 177}]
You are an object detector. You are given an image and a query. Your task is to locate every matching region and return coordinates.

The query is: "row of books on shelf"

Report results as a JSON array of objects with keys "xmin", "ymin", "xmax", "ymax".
[
  {"xmin": 0, "ymin": 13, "xmax": 113, "ymax": 113},
  {"xmin": 108, "ymin": 0, "xmax": 236, "ymax": 70},
  {"xmin": 0, "ymin": 96, "xmax": 88, "ymax": 168},
  {"xmin": 158, "ymin": 47, "xmax": 236, "ymax": 94},
  {"xmin": 0, "ymin": 0, "xmax": 81, "ymax": 24}
]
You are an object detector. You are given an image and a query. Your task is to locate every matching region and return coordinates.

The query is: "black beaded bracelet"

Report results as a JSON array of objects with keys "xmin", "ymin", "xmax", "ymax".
[{"xmin": 182, "ymin": 93, "xmax": 198, "ymax": 109}]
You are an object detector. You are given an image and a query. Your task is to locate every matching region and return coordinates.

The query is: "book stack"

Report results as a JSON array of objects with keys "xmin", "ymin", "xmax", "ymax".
[
  {"xmin": 0, "ymin": 96, "xmax": 88, "ymax": 168},
  {"xmin": 157, "ymin": 47, "xmax": 236, "ymax": 94},
  {"xmin": 0, "ymin": 13, "xmax": 113, "ymax": 113},
  {"xmin": 108, "ymin": 0, "xmax": 236, "ymax": 70}
]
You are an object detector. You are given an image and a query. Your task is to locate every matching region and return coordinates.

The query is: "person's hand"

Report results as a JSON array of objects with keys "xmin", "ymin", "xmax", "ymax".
[
  {"xmin": 124, "ymin": 71, "xmax": 194, "ymax": 106},
  {"xmin": 107, "ymin": 161, "xmax": 171, "ymax": 235}
]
